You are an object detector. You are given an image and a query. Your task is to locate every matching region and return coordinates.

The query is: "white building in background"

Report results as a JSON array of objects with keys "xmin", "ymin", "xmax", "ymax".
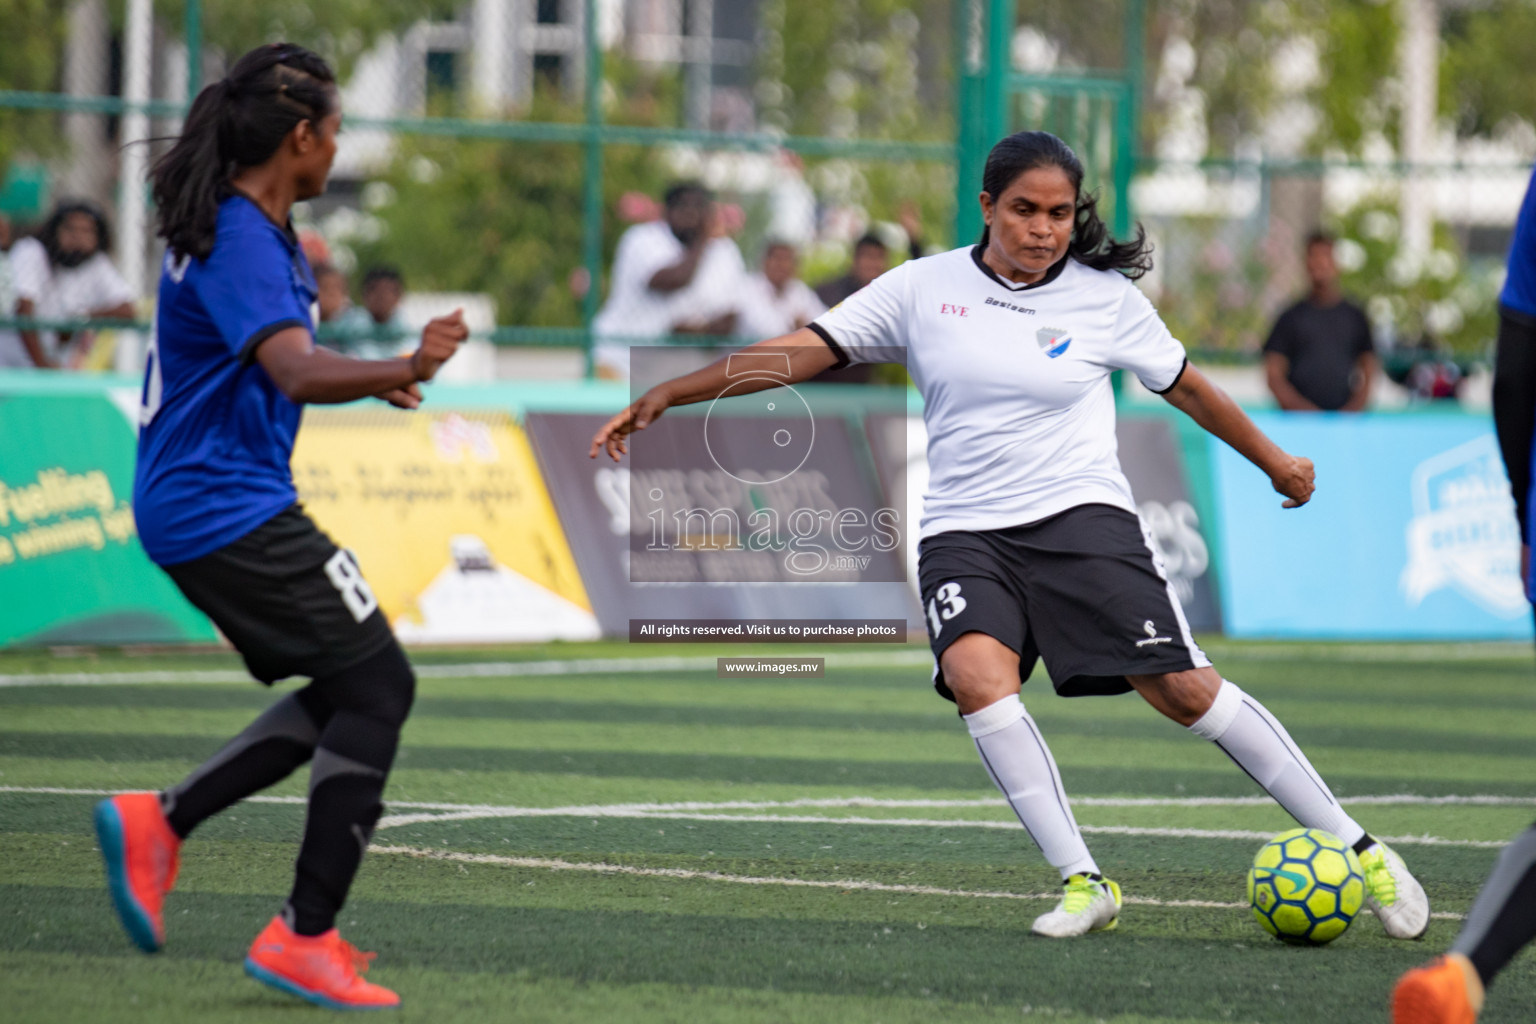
[
  {"xmin": 1128, "ymin": 13, "xmax": 1533, "ymax": 257},
  {"xmin": 335, "ymin": 0, "xmax": 759, "ymax": 180}
]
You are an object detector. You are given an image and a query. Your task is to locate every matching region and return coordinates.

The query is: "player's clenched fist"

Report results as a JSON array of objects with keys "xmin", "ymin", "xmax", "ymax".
[
  {"xmin": 410, "ymin": 309, "xmax": 469, "ymax": 382},
  {"xmin": 1272, "ymin": 454, "xmax": 1315, "ymax": 509}
]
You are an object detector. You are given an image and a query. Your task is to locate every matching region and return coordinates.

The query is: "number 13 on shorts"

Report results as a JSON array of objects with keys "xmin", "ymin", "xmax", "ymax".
[
  {"xmin": 324, "ymin": 549, "xmax": 379, "ymax": 623},
  {"xmin": 926, "ymin": 581, "xmax": 967, "ymax": 637}
]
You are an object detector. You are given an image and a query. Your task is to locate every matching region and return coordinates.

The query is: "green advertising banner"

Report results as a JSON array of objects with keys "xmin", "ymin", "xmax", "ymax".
[{"xmin": 0, "ymin": 384, "xmax": 216, "ymax": 647}]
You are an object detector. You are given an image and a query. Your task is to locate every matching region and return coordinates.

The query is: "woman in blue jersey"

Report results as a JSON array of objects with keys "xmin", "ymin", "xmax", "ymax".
[{"xmin": 93, "ymin": 43, "xmax": 466, "ymax": 1010}]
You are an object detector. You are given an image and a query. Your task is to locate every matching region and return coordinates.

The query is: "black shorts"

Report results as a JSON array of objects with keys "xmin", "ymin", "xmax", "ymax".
[
  {"xmin": 162, "ymin": 505, "xmax": 395, "ymax": 684},
  {"xmin": 917, "ymin": 503, "xmax": 1209, "ymax": 700}
]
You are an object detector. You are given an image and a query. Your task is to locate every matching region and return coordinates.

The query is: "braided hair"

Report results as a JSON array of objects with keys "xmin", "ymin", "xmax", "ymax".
[{"xmin": 152, "ymin": 43, "xmax": 336, "ymax": 260}]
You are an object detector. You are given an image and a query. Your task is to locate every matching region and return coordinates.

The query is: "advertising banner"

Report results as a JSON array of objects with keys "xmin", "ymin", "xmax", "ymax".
[
  {"xmin": 1211, "ymin": 412, "xmax": 1531, "ymax": 639},
  {"xmin": 0, "ymin": 390, "xmax": 216, "ymax": 646},
  {"xmin": 863, "ymin": 413, "xmax": 1221, "ymax": 633},
  {"xmin": 292, "ymin": 408, "xmax": 599, "ymax": 643},
  {"xmin": 525, "ymin": 411, "xmax": 918, "ymax": 635},
  {"xmin": 1116, "ymin": 415, "xmax": 1223, "ymax": 633}
]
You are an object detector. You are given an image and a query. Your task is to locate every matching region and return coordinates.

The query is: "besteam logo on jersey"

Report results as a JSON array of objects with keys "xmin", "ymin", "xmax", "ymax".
[
  {"xmin": 1036, "ymin": 327, "xmax": 1072, "ymax": 359},
  {"xmin": 1400, "ymin": 434, "xmax": 1525, "ymax": 618}
]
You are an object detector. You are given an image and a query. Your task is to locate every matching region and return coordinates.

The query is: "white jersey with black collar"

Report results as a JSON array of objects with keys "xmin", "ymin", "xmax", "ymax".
[{"xmin": 810, "ymin": 246, "xmax": 1188, "ymax": 540}]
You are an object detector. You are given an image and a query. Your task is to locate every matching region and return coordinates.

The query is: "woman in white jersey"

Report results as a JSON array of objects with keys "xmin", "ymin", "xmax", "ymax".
[{"xmin": 590, "ymin": 131, "xmax": 1429, "ymax": 940}]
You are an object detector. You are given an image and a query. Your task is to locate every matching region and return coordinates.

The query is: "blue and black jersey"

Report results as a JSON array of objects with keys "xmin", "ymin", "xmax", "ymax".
[
  {"xmin": 1494, "ymin": 167, "xmax": 1536, "ymax": 598},
  {"xmin": 133, "ymin": 194, "xmax": 318, "ymax": 566}
]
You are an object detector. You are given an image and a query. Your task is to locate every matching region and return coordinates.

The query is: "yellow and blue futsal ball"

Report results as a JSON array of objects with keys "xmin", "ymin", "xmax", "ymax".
[{"xmin": 1247, "ymin": 828, "xmax": 1365, "ymax": 945}]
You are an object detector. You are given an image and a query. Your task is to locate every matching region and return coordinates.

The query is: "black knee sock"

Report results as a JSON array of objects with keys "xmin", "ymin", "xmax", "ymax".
[
  {"xmin": 160, "ymin": 689, "xmax": 330, "ymax": 839},
  {"xmin": 1452, "ymin": 823, "xmax": 1536, "ymax": 987},
  {"xmin": 284, "ymin": 644, "xmax": 414, "ymax": 937}
]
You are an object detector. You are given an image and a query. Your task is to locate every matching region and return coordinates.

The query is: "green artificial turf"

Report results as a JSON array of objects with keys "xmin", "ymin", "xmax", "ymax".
[{"xmin": 1, "ymin": 639, "xmax": 1532, "ymax": 1022}]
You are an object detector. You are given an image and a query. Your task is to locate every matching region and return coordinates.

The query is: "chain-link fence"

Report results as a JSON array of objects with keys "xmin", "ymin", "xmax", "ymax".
[{"xmin": 0, "ymin": 0, "xmax": 1531, "ymax": 388}]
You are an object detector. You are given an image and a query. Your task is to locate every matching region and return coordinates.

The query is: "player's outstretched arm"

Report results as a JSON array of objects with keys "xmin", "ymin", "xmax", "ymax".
[
  {"xmin": 256, "ymin": 310, "xmax": 468, "ymax": 407},
  {"xmin": 589, "ymin": 327, "xmax": 839, "ymax": 462},
  {"xmin": 1161, "ymin": 361, "xmax": 1315, "ymax": 508}
]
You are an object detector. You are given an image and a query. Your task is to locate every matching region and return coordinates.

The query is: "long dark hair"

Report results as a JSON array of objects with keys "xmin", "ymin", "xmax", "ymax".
[
  {"xmin": 979, "ymin": 130, "xmax": 1153, "ymax": 280},
  {"xmin": 152, "ymin": 43, "xmax": 337, "ymax": 260},
  {"xmin": 38, "ymin": 200, "xmax": 112, "ymax": 265}
]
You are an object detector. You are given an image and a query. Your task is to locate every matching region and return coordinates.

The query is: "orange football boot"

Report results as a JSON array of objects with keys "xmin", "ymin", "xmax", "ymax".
[
  {"xmin": 94, "ymin": 792, "xmax": 182, "ymax": 952},
  {"xmin": 245, "ymin": 914, "xmax": 401, "ymax": 1010},
  {"xmin": 1392, "ymin": 953, "xmax": 1485, "ymax": 1024}
]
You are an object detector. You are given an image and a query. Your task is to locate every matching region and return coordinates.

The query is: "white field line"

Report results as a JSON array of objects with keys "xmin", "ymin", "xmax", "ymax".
[
  {"xmin": 2, "ymin": 785, "xmax": 1511, "ymax": 850},
  {"xmin": 1207, "ymin": 643, "xmax": 1535, "ymax": 664},
  {"xmin": 372, "ymin": 807, "xmax": 1511, "ymax": 849},
  {"xmin": 0, "ymin": 785, "xmax": 1474, "ymax": 920},
  {"xmin": 0, "ymin": 651, "xmax": 935, "ymax": 688},
  {"xmin": 0, "ymin": 640, "xmax": 1527, "ymax": 688},
  {"xmin": 7, "ymin": 640, "xmax": 1533, "ymax": 684},
  {"xmin": 9, "ymin": 786, "xmax": 1523, "ymax": 816},
  {"xmin": 368, "ymin": 844, "xmax": 1467, "ymax": 921}
]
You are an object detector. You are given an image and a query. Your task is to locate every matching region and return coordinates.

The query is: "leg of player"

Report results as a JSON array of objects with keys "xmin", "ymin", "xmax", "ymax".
[
  {"xmin": 93, "ymin": 688, "xmax": 333, "ymax": 953},
  {"xmin": 1128, "ymin": 666, "xmax": 1430, "ymax": 940},
  {"xmin": 1392, "ymin": 823, "xmax": 1536, "ymax": 1024},
  {"xmin": 942, "ymin": 632, "xmax": 1121, "ymax": 938},
  {"xmin": 244, "ymin": 641, "xmax": 415, "ymax": 1010}
]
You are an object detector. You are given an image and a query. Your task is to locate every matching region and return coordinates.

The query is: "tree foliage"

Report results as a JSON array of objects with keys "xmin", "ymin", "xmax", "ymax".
[
  {"xmin": 1441, "ymin": 0, "xmax": 1536, "ymax": 138},
  {"xmin": 157, "ymin": 0, "xmax": 456, "ymax": 78},
  {"xmin": 0, "ymin": 0, "xmax": 67, "ymax": 174},
  {"xmin": 345, "ymin": 92, "xmax": 673, "ymax": 329},
  {"xmin": 345, "ymin": 2, "xmax": 960, "ymax": 326},
  {"xmin": 1308, "ymin": 0, "xmax": 1399, "ymax": 154}
]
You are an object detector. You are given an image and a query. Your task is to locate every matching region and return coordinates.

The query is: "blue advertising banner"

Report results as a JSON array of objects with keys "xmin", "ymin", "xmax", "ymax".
[{"xmin": 1211, "ymin": 412, "xmax": 1532, "ymax": 639}]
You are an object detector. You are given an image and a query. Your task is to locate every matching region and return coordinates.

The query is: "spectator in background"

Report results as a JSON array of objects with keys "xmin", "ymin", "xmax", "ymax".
[
  {"xmin": 592, "ymin": 182, "xmax": 745, "ymax": 379},
  {"xmin": 297, "ymin": 228, "xmax": 330, "ymax": 269},
  {"xmin": 314, "ymin": 263, "xmax": 350, "ymax": 325},
  {"xmin": 736, "ymin": 241, "xmax": 826, "ymax": 340},
  {"xmin": 6, "ymin": 200, "xmax": 136, "ymax": 369},
  {"xmin": 0, "ymin": 213, "xmax": 19, "ymax": 368},
  {"xmin": 335, "ymin": 265, "xmax": 406, "ymax": 358},
  {"xmin": 1263, "ymin": 231, "xmax": 1376, "ymax": 411},
  {"xmin": 816, "ymin": 233, "xmax": 893, "ymax": 309},
  {"xmin": 815, "ymin": 205, "xmax": 926, "ymax": 308}
]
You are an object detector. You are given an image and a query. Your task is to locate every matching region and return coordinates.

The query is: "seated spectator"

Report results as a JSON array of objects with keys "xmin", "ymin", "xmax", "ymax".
[
  {"xmin": 736, "ymin": 241, "xmax": 825, "ymax": 340},
  {"xmin": 1264, "ymin": 231, "xmax": 1377, "ymax": 411},
  {"xmin": 335, "ymin": 265, "xmax": 407, "ymax": 358},
  {"xmin": 6, "ymin": 200, "xmax": 135, "ymax": 369},
  {"xmin": 592, "ymin": 182, "xmax": 745, "ymax": 379},
  {"xmin": 314, "ymin": 263, "xmax": 350, "ymax": 325}
]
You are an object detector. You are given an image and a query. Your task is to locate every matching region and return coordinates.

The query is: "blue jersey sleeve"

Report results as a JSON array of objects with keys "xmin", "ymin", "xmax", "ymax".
[
  {"xmin": 193, "ymin": 221, "xmax": 313, "ymax": 363},
  {"xmin": 1501, "ymin": 166, "xmax": 1536, "ymax": 319}
]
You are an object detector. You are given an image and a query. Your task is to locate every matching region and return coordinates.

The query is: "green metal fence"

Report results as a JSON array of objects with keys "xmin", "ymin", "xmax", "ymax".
[
  {"xmin": 0, "ymin": 0, "xmax": 980, "ymax": 376},
  {"xmin": 0, "ymin": 0, "xmax": 1526, "ymax": 377}
]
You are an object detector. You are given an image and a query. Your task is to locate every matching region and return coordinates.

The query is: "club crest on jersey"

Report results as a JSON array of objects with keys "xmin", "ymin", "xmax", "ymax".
[{"xmin": 1036, "ymin": 326, "xmax": 1072, "ymax": 359}]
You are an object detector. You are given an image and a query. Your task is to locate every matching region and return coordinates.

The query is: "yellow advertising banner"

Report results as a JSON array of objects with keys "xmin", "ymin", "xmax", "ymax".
[{"xmin": 291, "ymin": 408, "xmax": 599, "ymax": 643}]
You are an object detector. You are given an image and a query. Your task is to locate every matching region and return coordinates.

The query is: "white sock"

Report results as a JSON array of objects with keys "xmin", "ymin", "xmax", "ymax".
[
  {"xmin": 964, "ymin": 694, "xmax": 1099, "ymax": 880},
  {"xmin": 1188, "ymin": 680, "xmax": 1366, "ymax": 848}
]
